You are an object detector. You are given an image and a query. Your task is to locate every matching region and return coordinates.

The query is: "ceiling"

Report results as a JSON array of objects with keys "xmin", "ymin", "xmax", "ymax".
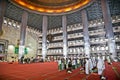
[
  {"xmin": 4, "ymin": 0, "xmax": 120, "ymax": 30},
  {"xmin": 10, "ymin": 0, "xmax": 92, "ymax": 14}
]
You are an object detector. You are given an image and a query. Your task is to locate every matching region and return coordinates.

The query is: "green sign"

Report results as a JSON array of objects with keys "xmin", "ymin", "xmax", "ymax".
[
  {"xmin": 14, "ymin": 47, "xmax": 28, "ymax": 54},
  {"xmin": 24, "ymin": 48, "xmax": 28, "ymax": 54},
  {"xmin": 15, "ymin": 47, "xmax": 19, "ymax": 54}
]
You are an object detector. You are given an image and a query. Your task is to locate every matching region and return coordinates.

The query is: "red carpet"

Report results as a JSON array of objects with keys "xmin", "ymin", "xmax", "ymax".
[{"xmin": 0, "ymin": 62, "xmax": 120, "ymax": 80}]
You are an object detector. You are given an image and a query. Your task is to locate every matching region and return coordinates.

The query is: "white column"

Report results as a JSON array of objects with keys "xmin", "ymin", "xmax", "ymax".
[
  {"xmin": 101, "ymin": 0, "xmax": 116, "ymax": 59},
  {"xmin": 62, "ymin": 15, "xmax": 68, "ymax": 59},
  {"xmin": 81, "ymin": 10, "xmax": 90, "ymax": 58},
  {"xmin": 42, "ymin": 16, "xmax": 48, "ymax": 61},
  {"xmin": 19, "ymin": 11, "xmax": 28, "ymax": 60}
]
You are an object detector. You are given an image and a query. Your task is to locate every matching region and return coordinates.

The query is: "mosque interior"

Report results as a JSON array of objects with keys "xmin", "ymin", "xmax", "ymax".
[{"xmin": 0, "ymin": 0, "xmax": 120, "ymax": 62}]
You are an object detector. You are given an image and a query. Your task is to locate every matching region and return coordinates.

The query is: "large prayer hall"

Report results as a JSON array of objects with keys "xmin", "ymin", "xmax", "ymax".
[{"xmin": 0, "ymin": 0, "xmax": 120, "ymax": 80}]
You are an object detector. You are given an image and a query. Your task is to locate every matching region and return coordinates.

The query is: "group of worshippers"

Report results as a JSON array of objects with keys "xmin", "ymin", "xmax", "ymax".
[
  {"xmin": 57, "ymin": 57, "xmax": 82, "ymax": 73},
  {"xmin": 57, "ymin": 53, "xmax": 113, "ymax": 80},
  {"xmin": 85, "ymin": 55, "xmax": 106, "ymax": 80},
  {"xmin": 19, "ymin": 56, "xmax": 32, "ymax": 64}
]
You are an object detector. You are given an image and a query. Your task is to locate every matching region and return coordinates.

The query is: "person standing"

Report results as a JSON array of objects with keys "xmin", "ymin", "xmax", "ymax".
[
  {"xmin": 77, "ymin": 58, "xmax": 80, "ymax": 68},
  {"xmin": 85, "ymin": 58, "xmax": 90, "ymax": 75},
  {"xmin": 72, "ymin": 58, "xmax": 76, "ymax": 69},
  {"xmin": 58, "ymin": 58, "xmax": 62, "ymax": 71},
  {"xmin": 97, "ymin": 55, "xmax": 106, "ymax": 79},
  {"xmin": 89, "ymin": 58, "xmax": 94, "ymax": 73}
]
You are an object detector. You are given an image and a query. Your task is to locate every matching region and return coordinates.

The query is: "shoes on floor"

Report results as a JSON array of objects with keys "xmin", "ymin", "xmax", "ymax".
[
  {"xmin": 101, "ymin": 76, "xmax": 106, "ymax": 80},
  {"xmin": 67, "ymin": 71, "xmax": 72, "ymax": 73}
]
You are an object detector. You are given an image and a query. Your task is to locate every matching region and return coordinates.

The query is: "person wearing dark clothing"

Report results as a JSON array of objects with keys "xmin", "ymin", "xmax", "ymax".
[
  {"xmin": 27, "ymin": 58, "xmax": 30, "ymax": 63},
  {"xmin": 67, "ymin": 61, "xmax": 72, "ymax": 73},
  {"xmin": 20, "ymin": 56, "xmax": 24, "ymax": 64}
]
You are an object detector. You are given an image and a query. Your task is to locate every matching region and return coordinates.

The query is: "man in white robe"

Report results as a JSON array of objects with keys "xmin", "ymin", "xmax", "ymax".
[
  {"xmin": 85, "ymin": 58, "xmax": 90, "ymax": 75},
  {"xmin": 97, "ymin": 56, "xmax": 105, "ymax": 79},
  {"xmin": 92, "ymin": 56, "xmax": 97, "ymax": 67}
]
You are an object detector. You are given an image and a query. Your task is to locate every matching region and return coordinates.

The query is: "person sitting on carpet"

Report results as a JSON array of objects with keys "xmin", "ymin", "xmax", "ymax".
[{"xmin": 107, "ymin": 53, "xmax": 112, "ymax": 65}]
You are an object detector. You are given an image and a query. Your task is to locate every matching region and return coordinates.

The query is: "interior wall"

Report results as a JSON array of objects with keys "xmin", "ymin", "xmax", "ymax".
[{"xmin": 0, "ymin": 24, "xmax": 37, "ymax": 61}]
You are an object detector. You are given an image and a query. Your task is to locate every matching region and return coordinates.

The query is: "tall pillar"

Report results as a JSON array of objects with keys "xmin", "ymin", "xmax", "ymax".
[
  {"xmin": 62, "ymin": 15, "xmax": 68, "ymax": 59},
  {"xmin": 0, "ymin": 0, "xmax": 6, "ymax": 34},
  {"xmin": 81, "ymin": 10, "xmax": 90, "ymax": 58},
  {"xmin": 101, "ymin": 0, "xmax": 116, "ymax": 59},
  {"xmin": 42, "ymin": 16, "xmax": 48, "ymax": 61},
  {"xmin": 19, "ymin": 11, "xmax": 28, "ymax": 60}
]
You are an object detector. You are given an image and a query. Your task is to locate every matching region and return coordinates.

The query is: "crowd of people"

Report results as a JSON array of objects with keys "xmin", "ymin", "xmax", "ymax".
[
  {"xmin": 56, "ymin": 53, "xmax": 115, "ymax": 80},
  {"xmin": 9, "ymin": 52, "xmax": 119, "ymax": 80},
  {"xmin": 18, "ymin": 56, "xmax": 45, "ymax": 64}
]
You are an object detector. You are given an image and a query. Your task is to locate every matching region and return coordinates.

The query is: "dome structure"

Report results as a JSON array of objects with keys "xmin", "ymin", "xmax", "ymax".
[{"xmin": 10, "ymin": 0, "xmax": 93, "ymax": 15}]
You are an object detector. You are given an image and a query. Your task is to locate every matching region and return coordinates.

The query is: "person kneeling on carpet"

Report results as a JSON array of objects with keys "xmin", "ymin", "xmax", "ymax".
[{"xmin": 67, "ymin": 60, "xmax": 72, "ymax": 73}]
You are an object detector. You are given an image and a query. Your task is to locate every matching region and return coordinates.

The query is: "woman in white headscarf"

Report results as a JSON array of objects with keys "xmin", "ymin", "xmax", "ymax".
[{"xmin": 97, "ymin": 55, "xmax": 105, "ymax": 79}]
